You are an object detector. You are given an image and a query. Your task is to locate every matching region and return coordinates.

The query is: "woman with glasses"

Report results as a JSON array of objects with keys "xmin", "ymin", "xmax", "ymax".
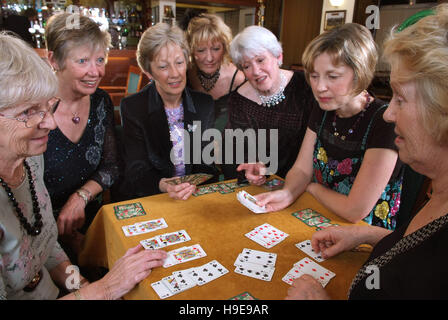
[
  {"xmin": 42, "ymin": 13, "xmax": 120, "ymax": 260},
  {"xmin": 0, "ymin": 32, "xmax": 167, "ymax": 300}
]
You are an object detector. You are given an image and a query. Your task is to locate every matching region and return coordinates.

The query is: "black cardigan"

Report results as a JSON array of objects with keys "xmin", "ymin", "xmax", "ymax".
[{"xmin": 118, "ymin": 82, "xmax": 219, "ymax": 200}]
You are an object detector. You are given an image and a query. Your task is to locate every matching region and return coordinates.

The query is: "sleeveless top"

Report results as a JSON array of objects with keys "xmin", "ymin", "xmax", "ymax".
[{"xmin": 311, "ymin": 101, "xmax": 403, "ymax": 230}]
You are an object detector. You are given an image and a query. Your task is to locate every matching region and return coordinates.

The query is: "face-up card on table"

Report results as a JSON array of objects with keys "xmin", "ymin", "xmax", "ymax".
[
  {"xmin": 229, "ymin": 291, "xmax": 257, "ymax": 300},
  {"xmin": 158, "ymin": 229, "xmax": 191, "ymax": 246},
  {"xmin": 239, "ymin": 248, "xmax": 277, "ymax": 266},
  {"xmin": 114, "ymin": 202, "xmax": 147, "ymax": 220},
  {"xmin": 293, "ymin": 257, "xmax": 335, "ymax": 287},
  {"xmin": 122, "ymin": 218, "xmax": 168, "ymax": 237},
  {"xmin": 163, "ymin": 244, "xmax": 207, "ymax": 268},
  {"xmin": 193, "ymin": 260, "xmax": 229, "ymax": 285},
  {"xmin": 151, "ymin": 280, "xmax": 174, "ymax": 299},
  {"xmin": 234, "ymin": 264, "xmax": 275, "ymax": 281},
  {"xmin": 295, "ymin": 240, "xmax": 326, "ymax": 262}
]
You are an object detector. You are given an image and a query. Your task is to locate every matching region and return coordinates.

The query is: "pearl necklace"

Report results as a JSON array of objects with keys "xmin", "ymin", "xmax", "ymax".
[
  {"xmin": 0, "ymin": 161, "xmax": 43, "ymax": 236},
  {"xmin": 258, "ymin": 72, "xmax": 287, "ymax": 107}
]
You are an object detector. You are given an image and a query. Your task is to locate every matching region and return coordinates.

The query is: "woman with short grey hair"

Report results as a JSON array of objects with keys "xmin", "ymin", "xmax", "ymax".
[
  {"xmin": 119, "ymin": 23, "xmax": 218, "ymax": 200},
  {"xmin": 224, "ymin": 25, "xmax": 317, "ymax": 182},
  {"xmin": 43, "ymin": 13, "xmax": 120, "ymax": 260}
]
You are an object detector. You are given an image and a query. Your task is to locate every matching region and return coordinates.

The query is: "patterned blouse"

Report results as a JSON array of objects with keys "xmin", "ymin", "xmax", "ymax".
[
  {"xmin": 164, "ymin": 103, "xmax": 186, "ymax": 177},
  {"xmin": 308, "ymin": 99, "xmax": 404, "ymax": 230},
  {"xmin": 0, "ymin": 156, "xmax": 69, "ymax": 299},
  {"xmin": 44, "ymin": 89, "xmax": 120, "ymax": 216}
]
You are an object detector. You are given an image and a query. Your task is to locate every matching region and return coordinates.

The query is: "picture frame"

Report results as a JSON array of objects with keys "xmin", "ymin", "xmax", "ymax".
[{"xmin": 324, "ymin": 10, "xmax": 347, "ymax": 31}]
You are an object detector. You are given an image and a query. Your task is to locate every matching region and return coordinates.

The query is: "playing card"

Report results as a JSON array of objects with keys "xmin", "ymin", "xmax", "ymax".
[
  {"xmin": 295, "ymin": 240, "xmax": 326, "ymax": 262},
  {"xmin": 315, "ymin": 222, "xmax": 339, "ymax": 231},
  {"xmin": 194, "ymin": 260, "xmax": 229, "ymax": 285},
  {"xmin": 291, "ymin": 208, "xmax": 322, "ymax": 221},
  {"xmin": 239, "ymin": 248, "xmax": 277, "ymax": 267},
  {"xmin": 302, "ymin": 216, "xmax": 331, "ymax": 227},
  {"xmin": 158, "ymin": 230, "xmax": 191, "ymax": 246},
  {"xmin": 161, "ymin": 275, "xmax": 185, "ymax": 294},
  {"xmin": 113, "ymin": 202, "xmax": 147, "ymax": 220},
  {"xmin": 151, "ymin": 280, "xmax": 174, "ymax": 299},
  {"xmin": 121, "ymin": 224, "xmax": 140, "ymax": 237},
  {"xmin": 245, "ymin": 230, "xmax": 274, "ymax": 249},
  {"xmin": 192, "ymin": 186, "xmax": 215, "ymax": 197},
  {"xmin": 234, "ymin": 259, "xmax": 275, "ymax": 273},
  {"xmin": 135, "ymin": 218, "xmax": 168, "ymax": 234},
  {"xmin": 237, "ymin": 191, "xmax": 267, "ymax": 214},
  {"xmin": 163, "ymin": 244, "xmax": 207, "ymax": 268},
  {"xmin": 293, "ymin": 257, "xmax": 335, "ymax": 287},
  {"xmin": 255, "ymin": 223, "xmax": 288, "ymax": 243},
  {"xmin": 229, "ymin": 291, "xmax": 257, "ymax": 300},
  {"xmin": 262, "ymin": 178, "xmax": 284, "ymax": 190},
  {"xmin": 172, "ymin": 268, "xmax": 197, "ymax": 289},
  {"xmin": 140, "ymin": 237, "xmax": 164, "ymax": 250},
  {"xmin": 281, "ymin": 266, "xmax": 305, "ymax": 285},
  {"xmin": 234, "ymin": 264, "xmax": 275, "ymax": 281}
]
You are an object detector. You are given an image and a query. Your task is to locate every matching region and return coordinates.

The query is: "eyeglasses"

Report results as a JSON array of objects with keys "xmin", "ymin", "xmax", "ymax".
[{"xmin": 0, "ymin": 97, "xmax": 61, "ymax": 128}]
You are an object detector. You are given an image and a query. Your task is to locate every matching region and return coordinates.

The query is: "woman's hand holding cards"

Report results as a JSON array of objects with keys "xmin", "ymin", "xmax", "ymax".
[
  {"xmin": 255, "ymin": 189, "xmax": 295, "ymax": 212},
  {"xmin": 311, "ymin": 226, "xmax": 367, "ymax": 259},
  {"xmin": 285, "ymin": 274, "xmax": 330, "ymax": 300},
  {"xmin": 159, "ymin": 178, "xmax": 196, "ymax": 200}
]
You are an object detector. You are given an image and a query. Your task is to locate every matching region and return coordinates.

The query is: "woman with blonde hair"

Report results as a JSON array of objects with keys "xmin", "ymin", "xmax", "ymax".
[
  {"xmin": 286, "ymin": 4, "xmax": 448, "ymax": 299},
  {"xmin": 186, "ymin": 13, "xmax": 245, "ymax": 131}
]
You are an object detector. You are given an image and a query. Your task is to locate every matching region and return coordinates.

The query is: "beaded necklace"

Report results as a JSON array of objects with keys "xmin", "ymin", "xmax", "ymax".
[
  {"xmin": 0, "ymin": 161, "xmax": 43, "ymax": 236},
  {"xmin": 197, "ymin": 67, "xmax": 220, "ymax": 92}
]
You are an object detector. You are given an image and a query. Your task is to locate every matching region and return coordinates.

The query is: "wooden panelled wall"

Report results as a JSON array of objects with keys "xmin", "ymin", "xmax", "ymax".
[{"xmin": 280, "ymin": 0, "xmax": 323, "ymax": 68}]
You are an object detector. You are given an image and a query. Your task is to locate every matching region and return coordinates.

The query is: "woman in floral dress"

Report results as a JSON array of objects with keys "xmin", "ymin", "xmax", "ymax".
[{"xmin": 254, "ymin": 23, "xmax": 403, "ymax": 230}]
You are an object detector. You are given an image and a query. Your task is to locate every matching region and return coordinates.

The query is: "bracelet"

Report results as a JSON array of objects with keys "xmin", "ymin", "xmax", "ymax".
[
  {"xmin": 76, "ymin": 189, "xmax": 89, "ymax": 206},
  {"xmin": 73, "ymin": 289, "xmax": 84, "ymax": 300}
]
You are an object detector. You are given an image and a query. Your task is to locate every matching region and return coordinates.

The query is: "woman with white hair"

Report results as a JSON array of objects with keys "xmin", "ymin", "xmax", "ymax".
[
  {"xmin": 224, "ymin": 25, "xmax": 317, "ymax": 182},
  {"xmin": 0, "ymin": 32, "xmax": 166, "ymax": 300}
]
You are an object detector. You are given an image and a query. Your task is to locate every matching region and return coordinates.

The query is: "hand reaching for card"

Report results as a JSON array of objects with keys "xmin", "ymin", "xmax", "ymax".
[
  {"xmin": 237, "ymin": 163, "xmax": 267, "ymax": 186},
  {"xmin": 285, "ymin": 274, "xmax": 330, "ymax": 300},
  {"xmin": 311, "ymin": 225, "xmax": 365, "ymax": 259},
  {"xmin": 98, "ymin": 244, "xmax": 167, "ymax": 299},
  {"xmin": 159, "ymin": 178, "xmax": 196, "ymax": 200},
  {"xmin": 255, "ymin": 189, "xmax": 295, "ymax": 213}
]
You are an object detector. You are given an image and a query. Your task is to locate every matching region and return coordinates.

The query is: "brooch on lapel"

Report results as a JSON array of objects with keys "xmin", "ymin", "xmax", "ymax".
[{"xmin": 187, "ymin": 124, "xmax": 198, "ymax": 132}]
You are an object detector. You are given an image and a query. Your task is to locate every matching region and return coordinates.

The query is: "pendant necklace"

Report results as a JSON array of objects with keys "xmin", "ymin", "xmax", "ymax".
[
  {"xmin": 258, "ymin": 72, "xmax": 287, "ymax": 107},
  {"xmin": 72, "ymin": 112, "xmax": 80, "ymax": 124},
  {"xmin": 332, "ymin": 91, "xmax": 372, "ymax": 141},
  {"xmin": 197, "ymin": 67, "xmax": 220, "ymax": 92}
]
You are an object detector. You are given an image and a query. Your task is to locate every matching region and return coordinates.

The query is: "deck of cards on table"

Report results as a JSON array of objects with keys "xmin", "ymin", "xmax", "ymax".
[
  {"xmin": 151, "ymin": 260, "xmax": 229, "ymax": 299},
  {"xmin": 237, "ymin": 190, "xmax": 267, "ymax": 213},
  {"xmin": 140, "ymin": 230, "xmax": 191, "ymax": 249},
  {"xmin": 282, "ymin": 257, "xmax": 335, "ymax": 287},
  {"xmin": 233, "ymin": 248, "xmax": 277, "ymax": 281},
  {"xmin": 245, "ymin": 223, "xmax": 289, "ymax": 249},
  {"xmin": 121, "ymin": 218, "xmax": 168, "ymax": 236}
]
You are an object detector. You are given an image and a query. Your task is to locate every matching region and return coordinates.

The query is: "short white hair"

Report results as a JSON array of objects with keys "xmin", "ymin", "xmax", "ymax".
[
  {"xmin": 230, "ymin": 25, "xmax": 283, "ymax": 68},
  {"xmin": 0, "ymin": 32, "xmax": 57, "ymax": 111}
]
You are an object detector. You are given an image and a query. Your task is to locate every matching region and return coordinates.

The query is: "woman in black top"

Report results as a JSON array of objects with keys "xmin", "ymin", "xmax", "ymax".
[
  {"xmin": 186, "ymin": 13, "xmax": 245, "ymax": 132},
  {"xmin": 285, "ymin": 4, "xmax": 448, "ymax": 299},
  {"xmin": 43, "ymin": 13, "xmax": 119, "ymax": 257}
]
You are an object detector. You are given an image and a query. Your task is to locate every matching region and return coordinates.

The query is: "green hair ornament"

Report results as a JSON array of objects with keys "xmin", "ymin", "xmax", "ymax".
[{"xmin": 397, "ymin": 9, "xmax": 435, "ymax": 32}]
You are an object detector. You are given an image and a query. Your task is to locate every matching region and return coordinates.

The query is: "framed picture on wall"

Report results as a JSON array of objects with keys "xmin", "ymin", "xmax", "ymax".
[{"xmin": 324, "ymin": 10, "xmax": 346, "ymax": 31}]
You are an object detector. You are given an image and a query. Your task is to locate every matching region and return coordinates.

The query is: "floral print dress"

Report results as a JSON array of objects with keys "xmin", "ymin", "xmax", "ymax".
[{"xmin": 311, "ymin": 102, "xmax": 403, "ymax": 230}]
